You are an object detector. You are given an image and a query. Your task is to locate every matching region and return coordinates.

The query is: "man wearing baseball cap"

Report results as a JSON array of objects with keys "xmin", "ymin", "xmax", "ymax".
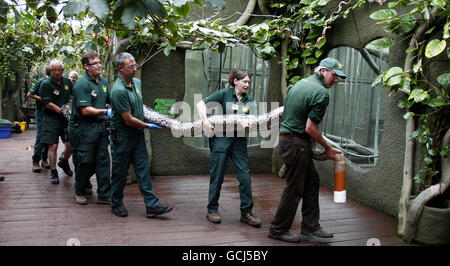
[{"xmin": 268, "ymin": 58, "xmax": 345, "ymax": 243}]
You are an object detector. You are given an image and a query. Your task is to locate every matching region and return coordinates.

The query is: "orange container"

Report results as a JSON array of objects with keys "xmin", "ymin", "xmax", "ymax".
[{"xmin": 334, "ymin": 153, "xmax": 346, "ymax": 203}]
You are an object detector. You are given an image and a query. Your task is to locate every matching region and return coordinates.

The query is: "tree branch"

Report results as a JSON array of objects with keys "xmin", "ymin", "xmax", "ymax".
[{"xmin": 398, "ymin": 7, "xmax": 441, "ymax": 238}]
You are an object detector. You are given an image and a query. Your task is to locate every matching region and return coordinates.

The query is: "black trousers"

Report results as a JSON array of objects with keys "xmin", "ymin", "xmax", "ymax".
[{"xmin": 270, "ymin": 136, "xmax": 321, "ymax": 234}]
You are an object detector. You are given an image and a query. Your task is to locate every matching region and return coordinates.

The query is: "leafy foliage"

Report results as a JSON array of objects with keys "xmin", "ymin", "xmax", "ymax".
[{"xmin": 370, "ymin": 0, "xmax": 450, "ymax": 187}]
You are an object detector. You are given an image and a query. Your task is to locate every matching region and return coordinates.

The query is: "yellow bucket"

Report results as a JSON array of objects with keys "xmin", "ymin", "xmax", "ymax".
[{"xmin": 13, "ymin": 121, "xmax": 26, "ymax": 132}]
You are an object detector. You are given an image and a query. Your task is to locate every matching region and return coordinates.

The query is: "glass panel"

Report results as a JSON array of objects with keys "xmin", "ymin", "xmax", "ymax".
[
  {"xmin": 183, "ymin": 45, "xmax": 270, "ymax": 148},
  {"xmin": 321, "ymin": 46, "xmax": 388, "ymax": 168}
]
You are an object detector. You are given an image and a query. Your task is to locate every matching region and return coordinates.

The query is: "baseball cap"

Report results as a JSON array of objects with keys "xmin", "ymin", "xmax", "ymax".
[{"xmin": 319, "ymin": 58, "xmax": 346, "ymax": 79}]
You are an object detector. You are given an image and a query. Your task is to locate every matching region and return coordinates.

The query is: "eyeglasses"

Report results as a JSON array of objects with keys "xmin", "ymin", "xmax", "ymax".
[
  {"xmin": 86, "ymin": 62, "xmax": 102, "ymax": 66},
  {"xmin": 126, "ymin": 64, "xmax": 138, "ymax": 70}
]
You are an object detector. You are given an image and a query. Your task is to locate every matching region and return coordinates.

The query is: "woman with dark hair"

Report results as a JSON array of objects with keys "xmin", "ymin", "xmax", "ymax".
[{"xmin": 196, "ymin": 70, "xmax": 261, "ymax": 227}]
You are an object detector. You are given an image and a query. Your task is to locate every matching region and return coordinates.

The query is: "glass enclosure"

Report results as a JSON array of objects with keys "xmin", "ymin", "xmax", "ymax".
[
  {"xmin": 321, "ymin": 46, "xmax": 389, "ymax": 168},
  {"xmin": 183, "ymin": 45, "xmax": 270, "ymax": 148}
]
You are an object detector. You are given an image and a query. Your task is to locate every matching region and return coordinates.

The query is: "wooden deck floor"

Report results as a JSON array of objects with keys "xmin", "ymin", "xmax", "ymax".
[{"xmin": 0, "ymin": 127, "xmax": 408, "ymax": 246}]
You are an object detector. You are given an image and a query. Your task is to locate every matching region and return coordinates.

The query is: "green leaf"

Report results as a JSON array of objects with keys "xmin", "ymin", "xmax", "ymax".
[
  {"xmin": 431, "ymin": 0, "xmax": 446, "ymax": 8},
  {"xmin": 88, "ymin": 0, "xmax": 109, "ymax": 20},
  {"xmin": 408, "ymin": 88, "xmax": 428, "ymax": 103},
  {"xmin": 315, "ymin": 49, "xmax": 324, "ymax": 58},
  {"xmin": 121, "ymin": 2, "xmax": 147, "ymax": 29},
  {"xmin": 444, "ymin": 22, "xmax": 449, "ymax": 39},
  {"xmin": 175, "ymin": 3, "xmax": 191, "ymax": 17},
  {"xmin": 46, "ymin": 7, "xmax": 58, "ymax": 23},
  {"xmin": 287, "ymin": 58, "xmax": 299, "ymax": 70},
  {"xmin": 305, "ymin": 57, "xmax": 317, "ymax": 64},
  {"xmin": 317, "ymin": 38, "xmax": 326, "ymax": 49},
  {"xmin": 207, "ymin": 0, "xmax": 226, "ymax": 9},
  {"xmin": 371, "ymin": 75, "xmax": 382, "ymax": 87},
  {"xmin": 436, "ymin": 73, "xmax": 450, "ymax": 86},
  {"xmin": 399, "ymin": 78, "xmax": 411, "ymax": 94},
  {"xmin": 386, "ymin": 15, "xmax": 416, "ymax": 35},
  {"xmin": 412, "ymin": 59, "xmax": 422, "ymax": 73},
  {"xmin": 425, "ymin": 26, "xmax": 435, "ymax": 35},
  {"xmin": 425, "ymin": 39, "xmax": 446, "ymax": 58},
  {"xmin": 174, "ymin": 0, "xmax": 191, "ymax": 7},
  {"xmin": 383, "ymin": 67, "xmax": 403, "ymax": 86},
  {"xmin": 428, "ymin": 149, "xmax": 438, "ymax": 156},
  {"xmin": 367, "ymin": 37, "xmax": 395, "ymax": 50},
  {"xmin": 301, "ymin": 49, "xmax": 313, "ymax": 57},
  {"xmin": 424, "ymin": 156, "xmax": 433, "ymax": 165},
  {"xmin": 398, "ymin": 98, "xmax": 413, "ymax": 109},
  {"xmin": 369, "ymin": 9, "xmax": 397, "ymax": 20},
  {"xmin": 145, "ymin": 0, "xmax": 167, "ymax": 17},
  {"xmin": 403, "ymin": 112, "xmax": 414, "ymax": 120},
  {"xmin": 26, "ymin": 0, "xmax": 38, "ymax": 9},
  {"xmin": 428, "ymin": 96, "xmax": 447, "ymax": 107},
  {"xmin": 405, "ymin": 47, "xmax": 418, "ymax": 54},
  {"xmin": 63, "ymin": 0, "xmax": 88, "ymax": 17}
]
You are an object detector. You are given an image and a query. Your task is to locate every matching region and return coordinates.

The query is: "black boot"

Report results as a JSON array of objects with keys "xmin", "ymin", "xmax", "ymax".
[
  {"xmin": 50, "ymin": 169, "xmax": 59, "ymax": 184},
  {"xmin": 58, "ymin": 157, "xmax": 73, "ymax": 177}
]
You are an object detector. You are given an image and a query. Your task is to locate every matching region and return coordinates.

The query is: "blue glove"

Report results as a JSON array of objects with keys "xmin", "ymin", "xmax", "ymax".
[
  {"xmin": 105, "ymin": 108, "xmax": 112, "ymax": 117},
  {"xmin": 146, "ymin": 123, "xmax": 162, "ymax": 130}
]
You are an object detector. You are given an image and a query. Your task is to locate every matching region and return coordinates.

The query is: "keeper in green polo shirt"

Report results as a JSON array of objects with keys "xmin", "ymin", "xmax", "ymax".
[
  {"xmin": 68, "ymin": 51, "xmax": 112, "ymax": 206},
  {"xmin": 27, "ymin": 67, "xmax": 50, "ymax": 173},
  {"xmin": 109, "ymin": 52, "xmax": 172, "ymax": 219},
  {"xmin": 40, "ymin": 59, "xmax": 73, "ymax": 185},
  {"xmin": 196, "ymin": 70, "xmax": 261, "ymax": 227},
  {"xmin": 269, "ymin": 58, "xmax": 345, "ymax": 243}
]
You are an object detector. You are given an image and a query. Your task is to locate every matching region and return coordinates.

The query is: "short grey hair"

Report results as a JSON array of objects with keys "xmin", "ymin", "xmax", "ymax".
[
  {"xmin": 49, "ymin": 59, "xmax": 64, "ymax": 69},
  {"xmin": 115, "ymin": 52, "xmax": 135, "ymax": 68},
  {"xmin": 314, "ymin": 65, "xmax": 328, "ymax": 78}
]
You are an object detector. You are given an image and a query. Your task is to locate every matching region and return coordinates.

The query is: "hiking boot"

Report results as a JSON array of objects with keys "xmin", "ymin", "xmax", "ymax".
[
  {"xmin": 32, "ymin": 161, "xmax": 41, "ymax": 173},
  {"xmin": 75, "ymin": 193, "xmax": 88, "ymax": 205},
  {"xmin": 57, "ymin": 157, "xmax": 73, "ymax": 177},
  {"xmin": 301, "ymin": 227, "xmax": 334, "ymax": 239},
  {"xmin": 240, "ymin": 211, "xmax": 261, "ymax": 227},
  {"xmin": 50, "ymin": 169, "xmax": 59, "ymax": 184},
  {"xmin": 206, "ymin": 212, "xmax": 221, "ymax": 223},
  {"xmin": 146, "ymin": 204, "xmax": 173, "ymax": 218},
  {"xmin": 96, "ymin": 197, "xmax": 111, "ymax": 205},
  {"xmin": 84, "ymin": 181, "xmax": 93, "ymax": 195},
  {"xmin": 40, "ymin": 159, "xmax": 50, "ymax": 169},
  {"xmin": 112, "ymin": 204, "xmax": 128, "ymax": 217},
  {"xmin": 268, "ymin": 231, "xmax": 302, "ymax": 243}
]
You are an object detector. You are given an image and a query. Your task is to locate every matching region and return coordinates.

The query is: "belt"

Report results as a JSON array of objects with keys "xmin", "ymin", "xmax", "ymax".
[{"xmin": 279, "ymin": 133, "xmax": 310, "ymax": 140}]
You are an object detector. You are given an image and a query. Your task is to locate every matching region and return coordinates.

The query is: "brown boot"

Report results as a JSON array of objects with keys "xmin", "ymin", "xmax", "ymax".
[
  {"xmin": 206, "ymin": 212, "xmax": 221, "ymax": 223},
  {"xmin": 32, "ymin": 161, "xmax": 41, "ymax": 173},
  {"xmin": 240, "ymin": 211, "xmax": 261, "ymax": 227}
]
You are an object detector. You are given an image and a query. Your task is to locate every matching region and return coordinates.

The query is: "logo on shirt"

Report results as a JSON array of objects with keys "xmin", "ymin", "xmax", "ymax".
[
  {"xmin": 242, "ymin": 106, "xmax": 249, "ymax": 114},
  {"xmin": 64, "ymin": 85, "xmax": 69, "ymax": 90},
  {"xmin": 136, "ymin": 88, "xmax": 140, "ymax": 94},
  {"xmin": 103, "ymin": 86, "xmax": 107, "ymax": 93}
]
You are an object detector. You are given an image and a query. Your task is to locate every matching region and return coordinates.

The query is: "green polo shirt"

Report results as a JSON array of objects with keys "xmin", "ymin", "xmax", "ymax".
[
  {"xmin": 71, "ymin": 72, "xmax": 110, "ymax": 121},
  {"xmin": 202, "ymin": 88, "xmax": 255, "ymax": 115},
  {"xmin": 280, "ymin": 74, "xmax": 330, "ymax": 135},
  {"xmin": 110, "ymin": 76, "xmax": 144, "ymax": 136},
  {"xmin": 29, "ymin": 77, "xmax": 47, "ymax": 111},
  {"xmin": 40, "ymin": 76, "xmax": 73, "ymax": 115}
]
